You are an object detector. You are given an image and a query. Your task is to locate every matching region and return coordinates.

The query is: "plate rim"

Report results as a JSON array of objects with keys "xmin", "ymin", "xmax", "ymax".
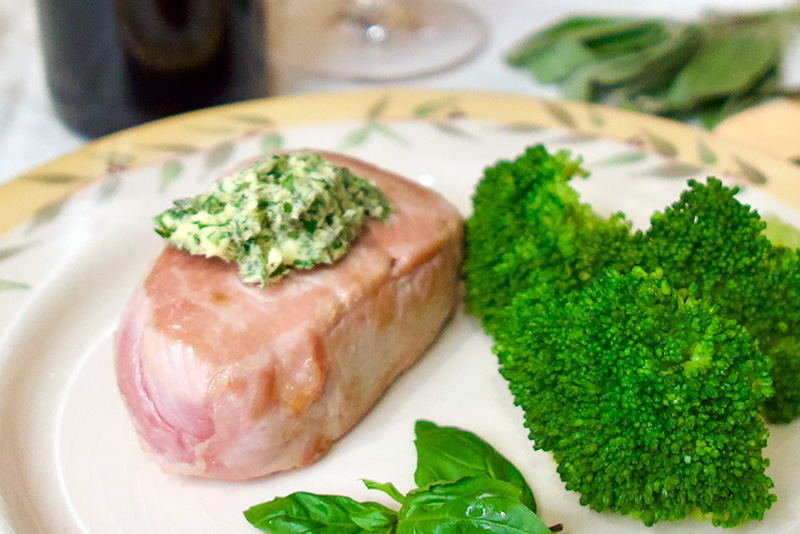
[{"xmin": 2, "ymin": 88, "xmax": 800, "ymax": 237}]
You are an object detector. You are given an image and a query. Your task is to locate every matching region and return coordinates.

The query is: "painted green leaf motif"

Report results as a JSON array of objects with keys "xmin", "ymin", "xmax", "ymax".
[
  {"xmin": 366, "ymin": 95, "xmax": 390, "ymax": 119},
  {"xmin": 734, "ymin": 156, "xmax": 768, "ymax": 185},
  {"xmin": 205, "ymin": 141, "xmax": 235, "ymax": 170},
  {"xmin": 97, "ymin": 151, "xmax": 135, "ymax": 167},
  {"xmin": 141, "ymin": 143, "xmax": 197, "ymax": 154},
  {"xmin": 97, "ymin": 174, "xmax": 122, "ymax": 200},
  {"xmin": 229, "ymin": 114, "xmax": 274, "ymax": 126},
  {"xmin": 547, "ymin": 133, "xmax": 599, "ymax": 144},
  {"xmin": 413, "ymin": 97, "xmax": 456, "ymax": 117},
  {"xmin": 261, "ymin": 132, "xmax": 285, "ymax": 155},
  {"xmin": 793, "ymin": 157, "xmax": 800, "ymax": 166},
  {"xmin": 159, "ymin": 161, "xmax": 183, "ymax": 193},
  {"xmin": 371, "ymin": 122, "xmax": 410, "ymax": 146},
  {"xmin": 434, "ymin": 121, "xmax": 476, "ymax": 140},
  {"xmin": 645, "ymin": 161, "xmax": 705, "ymax": 178},
  {"xmin": 184, "ymin": 124, "xmax": 237, "ymax": 135},
  {"xmin": 697, "ymin": 137, "xmax": 718, "ymax": 165},
  {"xmin": 643, "ymin": 129, "xmax": 678, "ymax": 158},
  {"xmin": 589, "ymin": 109, "xmax": 606, "ymax": 126},
  {"xmin": 0, "ymin": 280, "xmax": 30, "ymax": 291},
  {"xmin": 341, "ymin": 125, "xmax": 373, "ymax": 150},
  {"xmin": 501, "ymin": 122, "xmax": 547, "ymax": 133},
  {"xmin": 21, "ymin": 173, "xmax": 84, "ymax": 184},
  {"xmin": 27, "ymin": 197, "xmax": 68, "ymax": 231},
  {"xmin": 763, "ymin": 215, "xmax": 800, "ymax": 248},
  {"xmin": 542, "ymin": 100, "xmax": 577, "ymax": 128},
  {"xmin": 0, "ymin": 243, "xmax": 32, "ymax": 262},
  {"xmin": 593, "ymin": 151, "xmax": 647, "ymax": 166}
]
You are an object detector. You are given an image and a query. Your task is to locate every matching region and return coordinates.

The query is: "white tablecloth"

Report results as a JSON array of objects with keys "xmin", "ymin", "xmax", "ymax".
[{"xmin": 0, "ymin": 0, "xmax": 790, "ymax": 185}]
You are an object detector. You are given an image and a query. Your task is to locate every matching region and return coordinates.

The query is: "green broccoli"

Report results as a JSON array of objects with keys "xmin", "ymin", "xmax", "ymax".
[
  {"xmin": 463, "ymin": 146, "xmax": 799, "ymax": 527},
  {"xmin": 495, "ymin": 268, "xmax": 776, "ymax": 527},
  {"xmin": 636, "ymin": 178, "xmax": 800, "ymax": 423},
  {"xmin": 463, "ymin": 145, "xmax": 632, "ymax": 333}
]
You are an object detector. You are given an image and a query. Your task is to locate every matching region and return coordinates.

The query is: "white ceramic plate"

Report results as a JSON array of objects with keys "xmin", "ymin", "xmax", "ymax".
[{"xmin": 0, "ymin": 91, "xmax": 798, "ymax": 533}]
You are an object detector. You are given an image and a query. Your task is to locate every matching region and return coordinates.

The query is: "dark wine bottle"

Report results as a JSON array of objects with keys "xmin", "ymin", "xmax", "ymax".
[{"xmin": 36, "ymin": 0, "xmax": 270, "ymax": 138}]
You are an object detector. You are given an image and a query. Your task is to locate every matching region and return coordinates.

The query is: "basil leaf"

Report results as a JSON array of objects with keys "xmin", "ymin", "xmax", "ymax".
[
  {"xmin": 363, "ymin": 479, "xmax": 407, "ymax": 505},
  {"xmin": 413, "ymin": 421, "xmax": 537, "ymax": 513},
  {"xmin": 397, "ymin": 477, "xmax": 550, "ymax": 534},
  {"xmin": 244, "ymin": 492, "xmax": 397, "ymax": 533}
]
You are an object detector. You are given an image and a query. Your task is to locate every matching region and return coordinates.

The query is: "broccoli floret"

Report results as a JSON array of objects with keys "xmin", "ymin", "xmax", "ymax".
[
  {"xmin": 755, "ymin": 247, "xmax": 800, "ymax": 422},
  {"xmin": 637, "ymin": 178, "xmax": 800, "ymax": 423},
  {"xmin": 496, "ymin": 268, "xmax": 776, "ymax": 527},
  {"xmin": 463, "ymin": 145, "xmax": 632, "ymax": 333}
]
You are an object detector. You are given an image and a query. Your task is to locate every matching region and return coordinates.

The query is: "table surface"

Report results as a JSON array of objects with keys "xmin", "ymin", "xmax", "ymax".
[{"xmin": 0, "ymin": 0, "xmax": 791, "ymax": 186}]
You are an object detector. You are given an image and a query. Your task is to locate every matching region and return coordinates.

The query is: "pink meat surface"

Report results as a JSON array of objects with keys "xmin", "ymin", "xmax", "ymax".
[{"xmin": 115, "ymin": 152, "xmax": 463, "ymax": 480}]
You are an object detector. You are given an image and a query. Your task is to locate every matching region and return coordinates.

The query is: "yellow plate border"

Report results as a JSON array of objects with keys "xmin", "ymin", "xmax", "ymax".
[{"xmin": 2, "ymin": 88, "xmax": 799, "ymax": 237}]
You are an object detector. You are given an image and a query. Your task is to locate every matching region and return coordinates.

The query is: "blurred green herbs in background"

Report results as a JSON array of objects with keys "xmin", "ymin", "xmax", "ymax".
[{"xmin": 507, "ymin": 9, "xmax": 800, "ymax": 128}]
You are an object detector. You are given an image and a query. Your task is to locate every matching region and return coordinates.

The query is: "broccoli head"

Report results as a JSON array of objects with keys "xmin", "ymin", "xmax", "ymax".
[
  {"xmin": 637, "ymin": 178, "xmax": 800, "ymax": 423},
  {"xmin": 463, "ymin": 145, "xmax": 632, "ymax": 333},
  {"xmin": 495, "ymin": 267, "xmax": 776, "ymax": 527}
]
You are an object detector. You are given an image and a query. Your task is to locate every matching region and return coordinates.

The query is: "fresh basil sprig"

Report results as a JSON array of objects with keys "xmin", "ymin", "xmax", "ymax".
[
  {"xmin": 398, "ymin": 477, "xmax": 550, "ymax": 534},
  {"xmin": 507, "ymin": 9, "xmax": 800, "ymax": 128},
  {"xmin": 244, "ymin": 421, "xmax": 555, "ymax": 533},
  {"xmin": 413, "ymin": 420, "xmax": 537, "ymax": 513}
]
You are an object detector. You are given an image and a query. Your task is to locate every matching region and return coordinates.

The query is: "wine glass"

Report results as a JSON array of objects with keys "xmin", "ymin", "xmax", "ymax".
[{"xmin": 270, "ymin": 0, "xmax": 488, "ymax": 81}]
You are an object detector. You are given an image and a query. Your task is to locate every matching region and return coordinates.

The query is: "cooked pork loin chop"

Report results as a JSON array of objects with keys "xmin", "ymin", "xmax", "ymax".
[{"xmin": 114, "ymin": 152, "xmax": 463, "ymax": 480}]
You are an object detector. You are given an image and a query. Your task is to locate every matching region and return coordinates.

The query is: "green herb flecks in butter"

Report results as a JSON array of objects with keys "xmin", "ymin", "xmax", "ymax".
[{"xmin": 154, "ymin": 152, "xmax": 391, "ymax": 287}]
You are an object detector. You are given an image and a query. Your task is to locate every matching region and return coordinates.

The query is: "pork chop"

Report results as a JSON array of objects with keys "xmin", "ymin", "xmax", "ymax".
[{"xmin": 114, "ymin": 151, "xmax": 463, "ymax": 480}]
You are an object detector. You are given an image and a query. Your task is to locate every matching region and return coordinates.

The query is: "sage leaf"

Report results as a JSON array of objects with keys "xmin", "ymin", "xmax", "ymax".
[
  {"xmin": 413, "ymin": 421, "xmax": 537, "ymax": 513},
  {"xmin": 507, "ymin": 16, "xmax": 612, "ymax": 67},
  {"xmin": 397, "ymin": 477, "xmax": 550, "ymax": 534},
  {"xmin": 244, "ymin": 492, "xmax": 397, "ymax": 534},
  {"xmin": 506, "ymin": 10, "xmax": 792, "ymax": 128},
  {"xmin": 525, "ymin": 37, "xmax": 594, "ymax": 84},
  {"xmin": 663, "ymin": 29, "xmax": 779, "ymax": 107}
]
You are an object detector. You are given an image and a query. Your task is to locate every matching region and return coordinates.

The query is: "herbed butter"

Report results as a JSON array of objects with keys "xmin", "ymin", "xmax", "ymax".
[{"xmin": 154, "ymin": 152, "xmax": 391, "ymax": 287}]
